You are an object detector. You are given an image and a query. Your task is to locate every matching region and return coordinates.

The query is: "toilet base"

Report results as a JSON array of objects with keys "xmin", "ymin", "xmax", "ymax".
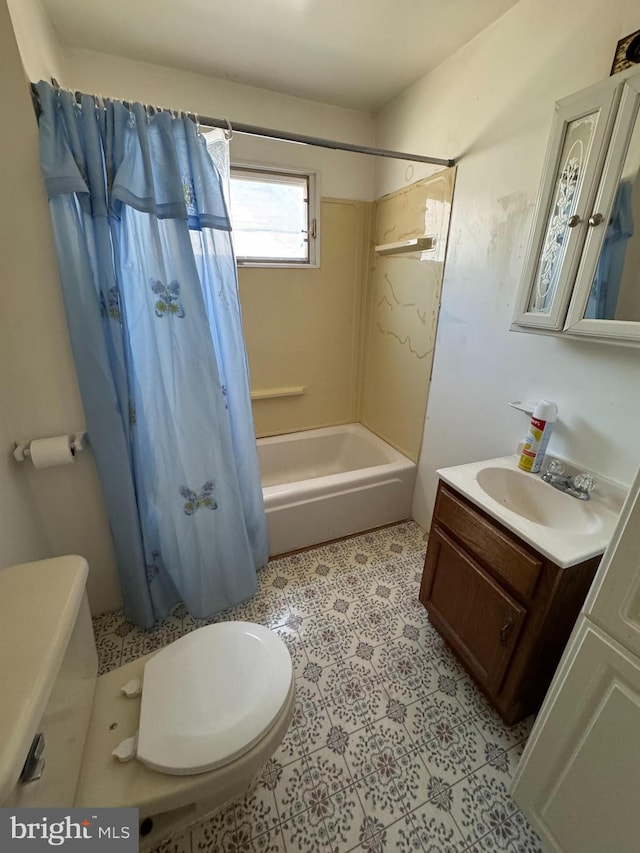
[{"xmin": 74, "ymin": 652, "xmax": 295, "ymax": 847}]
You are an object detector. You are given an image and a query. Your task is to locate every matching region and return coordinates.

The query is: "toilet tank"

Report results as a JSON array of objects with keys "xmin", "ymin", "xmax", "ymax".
[{"xmin": 0, "ymin": 556, "xmax": 98, "ymax": 807}]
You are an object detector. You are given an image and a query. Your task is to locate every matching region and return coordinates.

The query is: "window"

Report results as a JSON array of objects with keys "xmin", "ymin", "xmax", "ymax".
[{"xmin": 229, "ymin": 166, "xmax": 318, "ymax": 266}]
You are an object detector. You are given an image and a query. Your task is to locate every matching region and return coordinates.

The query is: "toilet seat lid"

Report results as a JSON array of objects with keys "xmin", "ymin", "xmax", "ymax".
[{"xmin": 137, "ymin": 621, "xmax": 293, "ymax": 776}]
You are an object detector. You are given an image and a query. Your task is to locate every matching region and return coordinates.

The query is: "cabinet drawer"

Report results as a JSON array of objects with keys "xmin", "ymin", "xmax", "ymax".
[{"xmin": 435, "ymin": 484, "xmax": 542, "ymax": 599}]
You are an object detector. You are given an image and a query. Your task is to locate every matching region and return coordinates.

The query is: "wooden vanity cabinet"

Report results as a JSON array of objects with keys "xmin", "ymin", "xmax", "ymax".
[{"xmin": 419, "ymin": 482, "xmax": 600, "ymax": 724}]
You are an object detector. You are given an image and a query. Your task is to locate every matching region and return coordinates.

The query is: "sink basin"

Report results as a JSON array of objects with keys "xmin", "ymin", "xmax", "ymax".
[
  {"xmin": 475, "ymin": 466, "xmax": 602, "ymax": 534},
  {"xmin": 437, "ymin": 455, "xmax": 626, "ymax": 568}
]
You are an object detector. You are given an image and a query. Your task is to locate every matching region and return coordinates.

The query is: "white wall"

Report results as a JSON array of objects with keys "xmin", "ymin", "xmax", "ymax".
[
  {"xmin": 61, "ymin": 49, "xmax": 375, "ymax": 201},
  {"xmin": 5, "ymin": 0, "xmax": 64, "ymax": 83},
  {"xmin": 1, "ymin": 0, "xmax": 122, "ymax": 612},
  {"xmin": 375, "ymin": 0, "xmax": 640, "ymax": 529}
]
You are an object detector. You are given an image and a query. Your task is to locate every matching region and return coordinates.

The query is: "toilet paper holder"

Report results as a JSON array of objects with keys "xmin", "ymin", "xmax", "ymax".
[{"xmin": 13, "ymin": 432, "xmax": 87, "ymax": 463}]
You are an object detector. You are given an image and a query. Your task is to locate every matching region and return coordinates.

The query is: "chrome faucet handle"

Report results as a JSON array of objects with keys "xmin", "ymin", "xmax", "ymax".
[
  {"xmin": 546, "ymin": 459, "xmax": 565, "ymax": 476},
  {"xmin": 573, "ymin": 472, "xmax": 595, "ymax": 494}
]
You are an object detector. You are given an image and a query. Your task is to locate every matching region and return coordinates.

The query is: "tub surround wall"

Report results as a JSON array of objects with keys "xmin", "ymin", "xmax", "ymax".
[
  {"xmin": 243, "ymin": 199, "xmax": 369, "ymax": 437},
  {"xmin": 0, "ymin": 0, "xmax": 121, "ymax": 612},
  {"xmin": 374, "ymin": 0, "xmax": 640, "ymax": 529},
  {"xmin": 359, "ymin": 171, "xmax": 455, "ymax": 462}
]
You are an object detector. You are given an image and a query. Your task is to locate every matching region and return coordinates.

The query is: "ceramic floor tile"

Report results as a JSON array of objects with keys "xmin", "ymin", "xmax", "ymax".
[
  {"xmin": 269, "ymin": 755, "xmax": 317, "ymax": 823},
  {"xmin": 286, "ymin": 576, "xmax": 336, "ymax": 617},
  {"xmin": 244, "ymin": 827, "xmax": 287, "ymax": 852},
  {"xmin": 306, "ymin": 746, "xmax": 354, "ymax": 800},
  {"xmin": 96, "ymin": 634, "xmax": 123, "ymax": 675},
  {"xmin": 147, "ymin": 830, "xmax": 192, "ymax": 853},
  {"xmin": 348, "ymin": 598, "xmax": 406, "ymax": 646},
  {"xmin": 465, "ymin": 807, "xmax": 544, "ymax": 853},
  {"xmin": 235, "ymin": 590, "xmax": 290, "ymax": 629},
  {"xmin": 287, "ymin": 679, "xmax": 333, "ymax": 759},
  {"xmin": 418, "ymin": 719, "xmax": 487, "ymax": 786},
  {"xmin": 370, "ymin": 637, "xmax": 441, "ymax": 704},
  {"xmin": 355, "ymin": 769, "xmax": 410, "ymax": 830},
  {"xmin": 404, "ymin": 691, "xmax": 474, "ymax": 747},
  {"xmin": 339, "ymin": 724, "xmax": 382, "ymax": 781},
  {"xmin": 471, "ymin": 706, "xmax": 535, "ymax": 753},
  {"xmin": 280, "ymin": 807, "xmax": 331, "ymax": 852},
  {"xmin": 408, "ymin": 798, "xmax": 467, "ymax": 852},
  {"xmin": 319, "ymin": 658, "xmax": 389, "ymax": 732},
  {"xmin": 190, "ymin": 807, "xmax": 236, "ymax": 852},
  {"xmin": 321, "ymin": 781, "xmax": 368, "ymax": 852},
  {"xmin": 362, "ymin": 812, "xmax": 424, "ymax": 853},
  {"xmin": 450, "ymin": 763, "xmax": 520, "ymax": 848},
  {"xmin": 330, "ymin": 569, "xmax": 376, "ymax": 601},
  {"xmin": 93, "ymin": 608, "xmax": 126, "ymax": 639},
  {"xmin": 232, "ymin": 779, "xmax": 281, "ymax": 840},
  {"xmin": 368, "ymin": 714, "xmax": 418, "ymax": 760},
  {"xmin": 387, "ymin": 747, "xmax": 432, "ymax": 808},
  {"xmin": 347, "ymin": 814, "xmax": 388, "ymax": 853},
  {"xmin": 297, "ymin": 609, "xmax": 360, "ymax": 667}
]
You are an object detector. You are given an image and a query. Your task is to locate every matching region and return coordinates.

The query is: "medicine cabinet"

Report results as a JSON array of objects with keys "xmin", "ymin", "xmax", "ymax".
[{"xmin": 512, "ymin": 66, "xmax": 640, "ymax": 346}]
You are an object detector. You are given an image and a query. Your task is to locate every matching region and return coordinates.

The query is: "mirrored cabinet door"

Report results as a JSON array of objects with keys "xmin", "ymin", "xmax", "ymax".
[
  {"xmin": 513, "ymin": 81, "xmax": 620, "ymax": 330},
  {"xmin": 565, "ymin": 74, "xmax": 640, "ymax": 342}
]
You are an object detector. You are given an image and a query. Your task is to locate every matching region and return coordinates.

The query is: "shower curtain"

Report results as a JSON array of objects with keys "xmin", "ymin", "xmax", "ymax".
[{"xmin": 36, "ymin": 82, "xmax": 268, "ymax": 628}]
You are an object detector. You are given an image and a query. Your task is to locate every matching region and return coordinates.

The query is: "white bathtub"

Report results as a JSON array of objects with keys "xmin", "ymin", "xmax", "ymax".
[{"xmin": 257, "ymin": 424, "xmax": 417, "ymax": 556}]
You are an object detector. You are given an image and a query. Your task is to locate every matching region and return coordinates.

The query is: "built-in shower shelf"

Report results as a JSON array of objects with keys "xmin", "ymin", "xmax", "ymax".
[{"xmin": 374, "ymin": 236, "xmax": 435, "ymax": 256}]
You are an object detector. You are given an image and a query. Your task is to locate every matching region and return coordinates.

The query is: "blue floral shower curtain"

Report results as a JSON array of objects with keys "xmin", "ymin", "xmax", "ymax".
[{"xmin": 36, "ymin": 82, "xmax": 268, "ymax": 628}]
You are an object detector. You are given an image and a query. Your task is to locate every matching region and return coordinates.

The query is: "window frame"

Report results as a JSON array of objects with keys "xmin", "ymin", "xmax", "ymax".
[{"xmin": 228, "ymin": 162, "xmax": 320, "ymax": 269}]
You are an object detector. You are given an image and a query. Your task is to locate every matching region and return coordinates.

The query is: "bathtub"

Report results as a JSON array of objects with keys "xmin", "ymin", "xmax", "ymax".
[{"xmin": 257, "ymin": 424, "xmax": 417, "ymax": 556}]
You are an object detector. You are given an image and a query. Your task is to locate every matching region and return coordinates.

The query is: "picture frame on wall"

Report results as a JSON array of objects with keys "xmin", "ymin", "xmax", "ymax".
[{"xmin": 610, "ymin": 29, "xmax": 640, "ymax": 76}]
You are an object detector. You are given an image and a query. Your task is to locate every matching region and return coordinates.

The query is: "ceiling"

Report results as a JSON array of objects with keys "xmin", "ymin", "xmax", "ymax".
[{"xmin": 41, "ymin": 0, "xmax": 519, "ymax": 112}]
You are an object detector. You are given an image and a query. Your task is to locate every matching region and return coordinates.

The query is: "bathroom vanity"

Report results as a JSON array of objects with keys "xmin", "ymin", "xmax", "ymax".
[{"xmin": 419, "ymin": 456, "xmax": 625, "ymax": 724}]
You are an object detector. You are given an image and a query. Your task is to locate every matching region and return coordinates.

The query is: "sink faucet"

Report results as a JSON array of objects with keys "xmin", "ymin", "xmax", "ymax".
[{"xmin": 541, "ymin": 460, "xmax": 595, "ymax": 501}]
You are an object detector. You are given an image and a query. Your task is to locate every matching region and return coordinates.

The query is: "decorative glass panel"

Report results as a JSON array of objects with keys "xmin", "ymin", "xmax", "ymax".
[
  {"xmin": 527, "ymin": 114, "xmax": 598, "ymax": 314},
  {"xmin": 583, "ymin": 105, "xmax": 640, "ymax": 321}
]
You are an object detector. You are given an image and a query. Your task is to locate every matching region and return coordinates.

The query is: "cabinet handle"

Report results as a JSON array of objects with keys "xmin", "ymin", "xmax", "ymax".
[
  {"xmin": 500, "ymin": 619, "xmax": 514, "ymax": 647},
  {"xmin": 567, "ymin": 214, "xmax": 581, "ymax": 228},
  {"xmin": 588, "ymin": 213, "xmax": 604, "ymax": 227}
]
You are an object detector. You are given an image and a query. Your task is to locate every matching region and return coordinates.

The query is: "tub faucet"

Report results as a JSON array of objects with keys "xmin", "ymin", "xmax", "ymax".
[{"xmin": 541, "ymin": 460, "xmax": 595, "ymax": 501}]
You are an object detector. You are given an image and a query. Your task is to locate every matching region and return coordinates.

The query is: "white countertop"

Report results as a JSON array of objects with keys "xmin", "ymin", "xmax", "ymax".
[
  {"xmin": 0, "ymin": 556, "xmax": 88, "ymax": 804},
  {"xmin": 437, "ymin": 455, "xmax": 627, "ymax": 568}
]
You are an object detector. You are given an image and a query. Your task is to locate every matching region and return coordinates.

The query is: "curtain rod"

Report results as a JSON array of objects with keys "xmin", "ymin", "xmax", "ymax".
[
  {"xmin": 201, "ymin": 116, "xmax": 455, "ymax": 167},
  {"xmin": 31, "ymin": 81, "xmax": 455, "ymax": 168}
]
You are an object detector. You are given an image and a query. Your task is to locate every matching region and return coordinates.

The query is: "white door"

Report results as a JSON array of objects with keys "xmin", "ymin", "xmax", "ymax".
[
  {"xmin": 583, "ymin": 461, "xmax": 640, "ymax": 656},
  {"xmin": 511, "ymin": 618, "xmax": 640, "ymax": 852}
]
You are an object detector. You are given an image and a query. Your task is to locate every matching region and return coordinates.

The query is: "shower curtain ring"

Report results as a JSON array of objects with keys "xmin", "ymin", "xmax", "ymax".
[{"xmin": 222, "ymin": 117, "xmax": 233, "ymax": 140}]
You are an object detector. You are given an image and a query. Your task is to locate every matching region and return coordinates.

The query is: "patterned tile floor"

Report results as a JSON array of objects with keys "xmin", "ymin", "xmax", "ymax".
[{"xmin": 93, "ymin": 522, "xmax": 543, "ymax": 853}]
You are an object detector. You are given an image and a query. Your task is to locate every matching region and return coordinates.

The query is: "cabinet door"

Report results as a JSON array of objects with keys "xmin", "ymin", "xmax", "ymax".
[
  {"xmin": 564, "ymin": 71, "xmax": 640, "ymax": 342},
  {"xmin": 512, "ymin": 80, "xmax": 619, "ymax": 331},
  {"xmin": 512, "ymin": 618, "xmax": 640, "ymax": 853},
  {"xmin": 421, "ymin": 526, "xmax": 526, "ymax": 693}
]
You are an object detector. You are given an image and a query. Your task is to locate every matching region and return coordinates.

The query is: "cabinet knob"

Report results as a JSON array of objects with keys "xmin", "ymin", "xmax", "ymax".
[
  {"xmin": 500, "ymin": 619, "xmax": 514, "ymax": 647},
  {"xmin": 567, "ymin": 214, "xmax": 582, "ymax": 228},
  {"xmin": 588, "ymin": 213, "xmax": 604, "ymax": 227}
]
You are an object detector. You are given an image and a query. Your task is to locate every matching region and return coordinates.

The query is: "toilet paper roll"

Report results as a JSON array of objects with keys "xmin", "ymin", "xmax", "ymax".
[{"xmin": 29, "ymin": 435, "xmax": 76, "ymax": 469}]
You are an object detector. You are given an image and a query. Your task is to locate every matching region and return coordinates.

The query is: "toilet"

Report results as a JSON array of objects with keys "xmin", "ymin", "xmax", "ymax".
[{"xmin": 0, "ymin": 556, "xmax": 295, "ymax": 849}]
